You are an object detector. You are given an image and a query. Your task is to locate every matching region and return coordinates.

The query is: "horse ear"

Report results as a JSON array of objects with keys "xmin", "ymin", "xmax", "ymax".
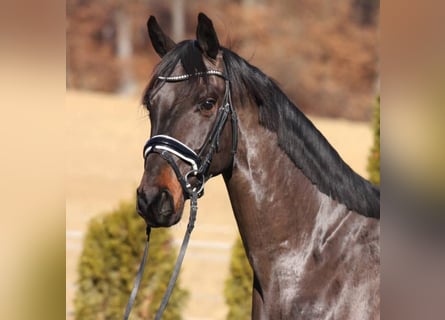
[
  {"xmin": 196, "ymin": 13, "xmax": 220, "ymax": 59},
  {"xmin": 147, "ymin": 16, "xmax": 176, "ymax": 57}
]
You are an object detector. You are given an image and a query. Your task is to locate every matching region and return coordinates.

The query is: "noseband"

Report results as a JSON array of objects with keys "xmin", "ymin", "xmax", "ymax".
[{"xmin": 143, "ymin": 69, "xmax": 238, "ymax": 199}]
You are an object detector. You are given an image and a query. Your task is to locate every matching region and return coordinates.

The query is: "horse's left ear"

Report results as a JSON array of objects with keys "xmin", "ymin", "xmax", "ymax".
[{"xmin": 196, "ymin": 13, "xmax": 220, "ymax": 59}]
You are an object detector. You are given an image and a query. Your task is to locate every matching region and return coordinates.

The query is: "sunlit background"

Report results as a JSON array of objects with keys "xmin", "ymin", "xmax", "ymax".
[
  {"xmin": 66, "ymin": 0, "xmax": 379, "ymax": 120},
  {"xmin": 66, "ymin": 1, "xmax": 379, "ymax": 319},
  {"xmin": 1, "ymin": 0, "xmax": 445, "ymax": 319}
]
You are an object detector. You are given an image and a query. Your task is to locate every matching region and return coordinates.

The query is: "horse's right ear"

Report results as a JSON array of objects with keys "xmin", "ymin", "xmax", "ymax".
[{"xmin": 147, "ymin": 16, "xmax": 176, "ymax": 58}]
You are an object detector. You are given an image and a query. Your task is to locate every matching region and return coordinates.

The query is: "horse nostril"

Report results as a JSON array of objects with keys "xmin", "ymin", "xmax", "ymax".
[
  {"xmin": 137, "ymin": 190, "xmax": 147, "ymax": 213},
  {"xmin": 160, "ymin": 190, "xmax": 169, "ymax": 201},
  {"xmin": 157, "ymin": 189, "xmax": 174, "ymax": 216},
  {"xmin": 136, "ymin": 187, "xmax": 176, "ymax": 225}
]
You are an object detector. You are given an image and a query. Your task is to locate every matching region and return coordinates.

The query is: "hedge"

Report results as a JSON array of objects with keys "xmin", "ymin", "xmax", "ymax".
[
  {"xmin": 224, "ymin": 237, "xmax": 252, "ymax": 320},
  {"xmin": 74, "ymin": 199, "xmax": 188, "ymax": 320},
  {"xmin": 367, "ymin": 95, "xmax": 380, "ymax": 185}
]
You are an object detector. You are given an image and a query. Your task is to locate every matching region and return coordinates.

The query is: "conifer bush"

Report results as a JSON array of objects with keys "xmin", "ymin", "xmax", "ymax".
[
  {"xmin": 74, "ymin": 199, "xmax": 188, "ymax": 320},
  {"xmin": 367, "ymin": 96, "xmax": 380, "ymax": 185},
  {"xmin": 224, "ymin": 237, "xmax": 252, "ymax": 320}
]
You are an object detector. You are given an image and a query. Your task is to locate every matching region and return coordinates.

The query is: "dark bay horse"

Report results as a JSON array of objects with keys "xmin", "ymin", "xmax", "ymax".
[{"xmin": 137, "ymin": 13, "xmax": 380, "ymax": 319}]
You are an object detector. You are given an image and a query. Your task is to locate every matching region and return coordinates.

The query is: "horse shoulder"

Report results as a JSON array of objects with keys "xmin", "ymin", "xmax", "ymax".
[{"xmin": 286, "ymin": 213, "xmax": 380, "ymax": 319}]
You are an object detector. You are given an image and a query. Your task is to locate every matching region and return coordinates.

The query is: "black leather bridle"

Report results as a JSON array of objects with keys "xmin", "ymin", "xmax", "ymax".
[
  {"xmin": 143, "ymin": 69, "xmax": 238, "ymax": 199},
  {"xmin": 123, "ymin": 68, "xmax": 238, "ymax": 320}
]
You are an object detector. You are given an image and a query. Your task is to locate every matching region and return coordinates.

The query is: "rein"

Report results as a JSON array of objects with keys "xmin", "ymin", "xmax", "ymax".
[
  {"xmin": 123, "ymin": 191, "xmax": 198, "ymax": 320},
  {"xmin": 123, "ymin": 69, "xmax": 237, "ymax": 319}
]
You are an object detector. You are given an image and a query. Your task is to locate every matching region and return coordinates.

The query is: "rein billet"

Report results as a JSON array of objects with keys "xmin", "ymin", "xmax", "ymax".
[{"xmin": 123, "ymin": 69, "xmax": 238, "ymax": 320}]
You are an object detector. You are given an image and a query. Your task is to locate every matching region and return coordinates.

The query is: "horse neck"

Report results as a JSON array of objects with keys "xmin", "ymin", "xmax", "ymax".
[{"xmin": 223, "ymin": 100, "xmax": 354, "ymax": 279}]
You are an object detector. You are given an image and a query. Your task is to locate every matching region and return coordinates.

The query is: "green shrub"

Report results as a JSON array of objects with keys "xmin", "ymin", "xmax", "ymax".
[
  {"xmin": 367, "ymin": 96, "xmax": 380, "ymax": 185},
  {"xmin": 224, "ymin": 237, "xmax": 253, "ymax": 320},
  {"xmin": 74, "ymin": 200, "xmax": 188, "ymax": 320}
]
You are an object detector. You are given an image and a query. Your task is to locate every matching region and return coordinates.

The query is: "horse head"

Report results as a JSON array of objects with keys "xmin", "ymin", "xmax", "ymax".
[{"xmin": 137, "ymin": 13, "xmax": 237, "ymax": 227}]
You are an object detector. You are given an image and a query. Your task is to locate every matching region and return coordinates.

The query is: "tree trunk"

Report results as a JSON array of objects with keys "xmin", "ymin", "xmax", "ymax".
[
  {"xmin": 172, "ymin": 0, "xmax": 185, "ymax": 40},
  {"xmin": 115, "ymin": 7, "xmax": 137, "ymax": 95}
]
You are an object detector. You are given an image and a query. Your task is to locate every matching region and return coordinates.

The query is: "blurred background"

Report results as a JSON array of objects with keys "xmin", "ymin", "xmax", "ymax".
[
  {"xmin": 67, "ymin": 0, "xmax": 379, "ymax": 120},
  {"xmin": 6, "ymin": 0, "xmax": 445, "ymax": 319},
  {"xmin": 66, "ymin": 1, "xmax": 380, "ymax": 320}
]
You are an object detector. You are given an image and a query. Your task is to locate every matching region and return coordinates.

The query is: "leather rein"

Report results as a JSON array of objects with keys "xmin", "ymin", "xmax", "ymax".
[{"xmin": 123, "ymin": 69, "xmax": 238, "ymax": 319}]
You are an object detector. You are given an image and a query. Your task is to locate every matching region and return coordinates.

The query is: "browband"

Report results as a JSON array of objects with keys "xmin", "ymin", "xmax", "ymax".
[{"xmin": 158, "ymin": 70, "xmax": 226, "ymax": 82}]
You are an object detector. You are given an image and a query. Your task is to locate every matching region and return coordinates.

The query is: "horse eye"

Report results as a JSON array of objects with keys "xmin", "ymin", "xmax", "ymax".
[{"xmin": 200, "ymin": 98, "xmax": 216, "ymax": 111}]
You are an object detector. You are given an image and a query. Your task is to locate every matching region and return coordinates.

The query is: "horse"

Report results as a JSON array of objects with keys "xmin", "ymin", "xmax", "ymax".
[{"xmin": 136, "ymin": 13, "xmax": 380, "ymax": 319}]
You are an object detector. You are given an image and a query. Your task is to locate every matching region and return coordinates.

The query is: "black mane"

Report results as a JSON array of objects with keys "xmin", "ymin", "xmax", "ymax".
[
  {"xmin": 222, "ymin": 48, "xmax": 379, "ymax": 219},
  {"xmin": 145, "ymin": 40, "xmax": 380, "ymax": 218}
]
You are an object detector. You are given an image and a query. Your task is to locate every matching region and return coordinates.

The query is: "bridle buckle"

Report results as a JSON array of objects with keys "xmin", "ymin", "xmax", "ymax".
[{"xmin": 184, "ymin": 170, "xmax": 205, "ymax": 197}]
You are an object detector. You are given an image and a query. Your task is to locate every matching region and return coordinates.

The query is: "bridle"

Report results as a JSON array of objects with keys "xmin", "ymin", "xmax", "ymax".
[
  {"xmin": 123, "ymin": 68, "xmax": 238, "ymax": 320},
  {"xmin": 143, "ymin": 69, "xmax": 238, "ymax": 199}
]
